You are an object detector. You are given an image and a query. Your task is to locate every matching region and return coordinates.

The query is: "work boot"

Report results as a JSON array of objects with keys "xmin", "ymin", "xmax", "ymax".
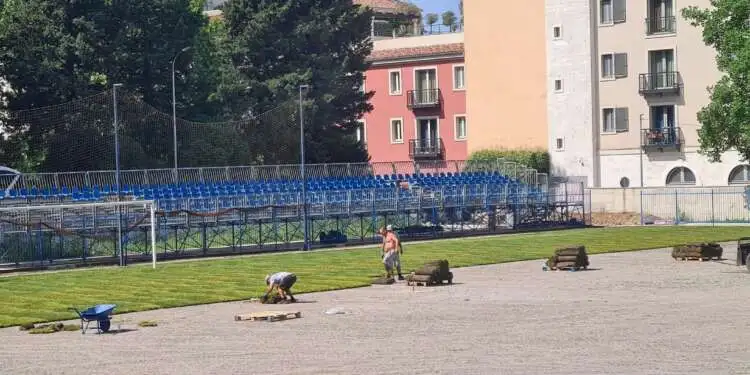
[{"xmin": 398, "ymin": 274, "xmax": 405, "ymax": 281}]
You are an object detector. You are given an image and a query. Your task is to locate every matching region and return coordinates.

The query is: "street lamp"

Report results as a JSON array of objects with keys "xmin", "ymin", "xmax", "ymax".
[
  {"xmin": 171, "ymin": 46, "xmax": 192, "ymax": 175},
  {"xmin": 299, "ymin": 84, "xmax": 311, "ymax": 250}
]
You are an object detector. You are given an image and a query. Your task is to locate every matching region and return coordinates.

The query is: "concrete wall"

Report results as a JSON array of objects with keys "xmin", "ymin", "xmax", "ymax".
[
  {"xmin": 545, "ymin": 0, "xmax": 598, "ymax": 187},
  {"xmin": 373, "ymin": 33, "xmax": 464, "ymax": 51}
]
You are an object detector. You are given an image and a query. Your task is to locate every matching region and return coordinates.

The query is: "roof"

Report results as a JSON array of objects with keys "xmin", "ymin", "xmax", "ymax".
[
  {"xmin": 353, "ymin": 0, "xmax": 419, "ymax": 15},
  {"xmin": 367, "ymin": 43, "xmax": 464, "ymax": 63}
]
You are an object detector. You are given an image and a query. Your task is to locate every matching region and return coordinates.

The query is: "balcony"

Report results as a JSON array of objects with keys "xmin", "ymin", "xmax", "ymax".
[
  {"xmin": 407, "ymin": 89, "xmax": 441, "ymax": 109},
  {"xmin": 641, "ymin": 127, "xmax": 681, "ymax": 151},
  {"xmin": 645, "ymin": 16, "xmax": 676, "ymax": 34},
  {"xmin": 638, "ymin": 72, "xmax": 680, "ymax": 96},
  {"xmin": 409, "ymin": 138, "xmax": 444, "ymax": 159}
]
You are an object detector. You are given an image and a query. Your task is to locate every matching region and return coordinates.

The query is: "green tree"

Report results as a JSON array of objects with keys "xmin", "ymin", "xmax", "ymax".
[
  {"xmin": 425, "ymin": 12, "xmax": 439, "ymax": 26},
  {"xmin": 441, "ymin": 11, "xmax": 456, "ymax": 27},
  {"xmin": 0, "ymin": 0, "xmax": 206, "ymax": 171},
  {"xmin": 682, "ymin": 2, "xmax": 750, "ymax": 162},
  {"xmin": 223, "ymin": 0, "xmax": 373, "ymax": 164}
]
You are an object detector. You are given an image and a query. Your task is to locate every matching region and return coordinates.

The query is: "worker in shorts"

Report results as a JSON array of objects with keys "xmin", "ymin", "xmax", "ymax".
[
  {"xmin": 380, "ymin": 225, "xmax": 404, "ymax": 280},
  {"xmin": 264, "ymin": 271, "xmax": 298, "ymax": 302}
]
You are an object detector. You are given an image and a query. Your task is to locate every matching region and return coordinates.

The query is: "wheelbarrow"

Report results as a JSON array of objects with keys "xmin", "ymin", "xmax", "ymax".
[{"xmin": 69, "ymin": 304, "xmax": 117, "ymax": 334}]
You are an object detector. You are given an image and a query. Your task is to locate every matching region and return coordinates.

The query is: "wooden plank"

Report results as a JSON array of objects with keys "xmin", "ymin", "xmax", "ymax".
[{"xmin": 234, "ymin": 311, "xmax": 302, "ymax": 322}]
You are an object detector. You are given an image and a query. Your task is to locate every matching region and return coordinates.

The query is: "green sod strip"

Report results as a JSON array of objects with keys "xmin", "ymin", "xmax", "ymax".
[{"xmin": 1, "ymin": 226, "xmax": 748, "ymax": 328}]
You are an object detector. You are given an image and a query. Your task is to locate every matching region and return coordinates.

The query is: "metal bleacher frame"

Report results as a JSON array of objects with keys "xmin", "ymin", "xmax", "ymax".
[{"xmin": 0, "ymin": 160, "xmax": 587, "ymax": 268}]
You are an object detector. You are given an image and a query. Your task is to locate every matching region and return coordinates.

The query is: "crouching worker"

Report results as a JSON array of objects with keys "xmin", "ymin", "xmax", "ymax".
[{"xmin": 263, "ymin": 272, "xmax": 297, "ymax": 303}]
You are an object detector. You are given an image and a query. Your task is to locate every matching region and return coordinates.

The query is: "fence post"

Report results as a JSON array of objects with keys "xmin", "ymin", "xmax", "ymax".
[
  {"xmin": 639, "ymin": 189, "xmax": 644, "ymax": 225},
  {"xmin": 674, "ymin": 190, "xmax": 679, "ymax": 224},
  {"xmin": 711, "ymin": 188, "xmax": 715, "ymax": 226}
]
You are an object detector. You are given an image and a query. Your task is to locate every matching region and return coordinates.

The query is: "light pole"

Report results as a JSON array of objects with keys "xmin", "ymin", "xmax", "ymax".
[
  {"xmin": 113, "ymin": 83, "xmax": 124, "ymax": 266},
  {"xmin": 639, "ymin": 113, "xmax": 646, "ymax": 188},
  {"xmin": 171, "ymin": 46, "xmax": 192, "ymax": 177},
  {"xmin": 299, "ymin": 84, "xmax": 311, "ymax": 250}
]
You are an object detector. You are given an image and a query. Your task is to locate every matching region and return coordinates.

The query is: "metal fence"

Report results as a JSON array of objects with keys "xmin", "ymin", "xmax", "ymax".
[{"xmin": 639, "ymin": 186, "xmax": 750, "ymax": 224}]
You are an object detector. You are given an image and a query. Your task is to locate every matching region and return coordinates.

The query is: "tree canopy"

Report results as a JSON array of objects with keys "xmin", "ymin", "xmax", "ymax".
[
  {"xmin": 0, "ymin": 0, "xmax": 374, "ymax": 172},
  {"xmin": 223, "ymin": 0, "xmax": 373, "ymax": 164},
  {"xmin": 682, "ymin": 1, "xmax": 750, "ymax": 162}
]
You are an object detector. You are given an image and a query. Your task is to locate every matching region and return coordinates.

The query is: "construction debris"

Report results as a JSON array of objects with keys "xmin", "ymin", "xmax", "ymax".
[
  {"xmin": 672, "ymin": 243, "xmax": 723, "ymax": 261},
  {"xmin": 545, "ymin": 246, "xmax": 589, "ymax": 271},
  {"xmin": 234, "ymin": 311, "xmax": 301, "ymax": 322}
]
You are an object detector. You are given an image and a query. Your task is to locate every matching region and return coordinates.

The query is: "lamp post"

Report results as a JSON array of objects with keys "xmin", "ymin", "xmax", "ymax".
[
  {"xmin": 171, "ymin": 46, "xmax": 192, "ymax": 177},
  {"xmin": 113, "ymin": 83, "xmax": 124, "ymax": 266},
  {"xmin": 299, "ymin": 84, "xmax": 311, "ymax": 250}
]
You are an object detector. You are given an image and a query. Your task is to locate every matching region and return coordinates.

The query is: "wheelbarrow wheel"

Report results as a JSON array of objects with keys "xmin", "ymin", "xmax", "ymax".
[{"xmin": 99, "ymin": 319, "xmax": 111, "ymax": 333}]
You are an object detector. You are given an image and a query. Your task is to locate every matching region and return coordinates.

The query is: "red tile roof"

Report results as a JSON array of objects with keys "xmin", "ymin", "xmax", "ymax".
[
  {"xmin": 367, "ymin": 43, "xmax": 464, "ymax": 63},
  {"xmin": 353, "ymin": 0, "xmax": 415, "ymax": 14}
]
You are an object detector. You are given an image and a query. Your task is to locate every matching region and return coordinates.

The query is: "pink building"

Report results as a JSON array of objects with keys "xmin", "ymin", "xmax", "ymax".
[{"xmin": 360, "ymin": 38, "xmax": 467, "ymax": 163}]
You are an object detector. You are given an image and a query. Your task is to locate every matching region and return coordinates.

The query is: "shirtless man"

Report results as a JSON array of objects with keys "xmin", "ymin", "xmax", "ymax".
[{"xmin": 380, "ymin": 225, "xmax": 404, "ymax": 280}]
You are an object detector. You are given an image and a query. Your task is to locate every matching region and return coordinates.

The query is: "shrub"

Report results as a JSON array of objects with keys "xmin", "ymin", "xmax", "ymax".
[{"xmin": 467, "ymin": 148, "xmax": 550, "ymax": 174}]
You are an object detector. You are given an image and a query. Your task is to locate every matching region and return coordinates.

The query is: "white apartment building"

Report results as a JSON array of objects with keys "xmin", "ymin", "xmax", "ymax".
[{"xmin": 545, "ymin": 0, "xmax": 748, "ymax": 188}]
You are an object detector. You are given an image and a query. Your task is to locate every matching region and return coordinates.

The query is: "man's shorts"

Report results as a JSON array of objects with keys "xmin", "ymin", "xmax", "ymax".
[
  {"xmin": 278, "ymin": 274, "xmax": 297, "ymax": 290},
  {"xmin": 383, "ymin": 250, "xmax": 397, "ymax": 269}
]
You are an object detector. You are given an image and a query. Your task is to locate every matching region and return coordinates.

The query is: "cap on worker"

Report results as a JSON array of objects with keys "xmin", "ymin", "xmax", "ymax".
[{"xmin": 386, "ymin": 225, "xmax": 393, "ymax": 231}]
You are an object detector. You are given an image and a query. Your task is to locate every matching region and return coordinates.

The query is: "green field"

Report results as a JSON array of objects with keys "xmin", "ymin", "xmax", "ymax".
[{"xmin": 1, "ymin": 226, "xmax": 749, "ymax": 328}]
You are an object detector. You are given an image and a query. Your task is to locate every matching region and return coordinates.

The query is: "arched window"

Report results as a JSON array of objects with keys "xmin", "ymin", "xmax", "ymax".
[
  {"xmin": 728, "ymin": 165, "xmax": 750, "ymax": 185},
  {"xmin": 666, "ymin": 167, "xmax": 696, "ymax": 186}
]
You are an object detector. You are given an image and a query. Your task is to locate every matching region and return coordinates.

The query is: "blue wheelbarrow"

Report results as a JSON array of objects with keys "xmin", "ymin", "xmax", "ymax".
[{"xmin": 69, "ymin": 304, "xmax": 117, "ymax": 334}]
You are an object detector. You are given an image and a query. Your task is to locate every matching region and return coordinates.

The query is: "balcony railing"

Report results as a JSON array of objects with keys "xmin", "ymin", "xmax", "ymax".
[
  {"xmin": 407, "ymin": 89, "xmax": 441, "ymax": 109},
  {"xmin": 638, "ymin": 72, "xmax": 680, "ymax": 96},
  {"xmin": 641, "ymin": 126, "xmax": 681, "ymax": 151},
  {"xmin": 409, "ymin": 138, "xmax": 444, "ymax": 159},
  {"xmin": 645, "ymin": 16, "xmax": 676, "ymax": 34}
]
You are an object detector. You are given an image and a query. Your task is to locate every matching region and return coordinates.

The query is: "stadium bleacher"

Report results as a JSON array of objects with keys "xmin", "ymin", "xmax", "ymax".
[{"xmin": 1, "ymin": 170, "xmax": 546, "ymax": 212}]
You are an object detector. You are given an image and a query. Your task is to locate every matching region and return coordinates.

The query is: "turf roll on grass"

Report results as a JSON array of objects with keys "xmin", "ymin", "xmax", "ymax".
[{"xmin": 671, "ymin": 243, "xmax": 723, "ymax": 260}]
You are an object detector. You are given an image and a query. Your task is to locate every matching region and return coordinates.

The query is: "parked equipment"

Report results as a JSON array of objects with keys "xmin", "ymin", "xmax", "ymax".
[{"xmin": 69, "ymin": 304, "xmax": 116, "ymax": 334}]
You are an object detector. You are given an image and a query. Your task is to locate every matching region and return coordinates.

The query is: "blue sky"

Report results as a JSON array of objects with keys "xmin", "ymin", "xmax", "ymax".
[{"xmin": 411, "ymin": 0, "xmax": 460, "ymax": 18}]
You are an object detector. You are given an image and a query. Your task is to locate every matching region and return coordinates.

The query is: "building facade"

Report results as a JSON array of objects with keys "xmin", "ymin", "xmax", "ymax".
[
  {"xmin": 363, "ymin": 34, "xmax": 467, "ymax": 163},
  {"xmin": 466, "ymin": 0, "xmax": 744, "ymax": 187}
]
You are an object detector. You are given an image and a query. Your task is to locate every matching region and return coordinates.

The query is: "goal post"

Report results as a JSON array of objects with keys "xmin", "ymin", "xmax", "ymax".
[{"xmin": 0, "ymin": 200, "xmax": 158, "ymax": 268}]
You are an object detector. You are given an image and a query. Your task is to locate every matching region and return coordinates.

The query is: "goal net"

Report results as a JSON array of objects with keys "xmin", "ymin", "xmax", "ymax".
[{"xmin": 0, "ymin": 200, "xmax": 157, "ymax": 268}]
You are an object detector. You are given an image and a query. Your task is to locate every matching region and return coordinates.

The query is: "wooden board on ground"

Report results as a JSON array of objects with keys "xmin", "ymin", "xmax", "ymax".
[{"xmin": 234, "ymin": 311, "xmax": 302, "ymax": 322}]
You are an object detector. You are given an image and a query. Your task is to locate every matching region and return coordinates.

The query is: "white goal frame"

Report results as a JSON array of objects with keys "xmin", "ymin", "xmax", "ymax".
[{"xmin": 0, "ymin": 200, "xmax": 158, "ymax": 268}]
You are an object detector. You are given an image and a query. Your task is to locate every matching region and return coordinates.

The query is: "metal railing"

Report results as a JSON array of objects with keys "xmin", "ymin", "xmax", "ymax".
[
  {"xmin": 645, "ymin": 16, "xmax": 676, "ymax": 34},
  {"xmin": 408, "ymin": 139, "xmax": 444, "ymax": 159},
  {"xmin": 0, "ymin": 159, "xmax": 549, "ymax": 192},
  {"xmin": 371, "ymin": 20, "xmax": 463, "ymax": 39},
  {"xmin": 638, "ymin": 72, "xmax": 680, "ymax": 95},
  {"xmin": 641, "ymin": 126, "xmax": 681, "ymax": 150},
  {"xmin": 407, "ymin": 89, "xmax": 441, "ymax": 109}
]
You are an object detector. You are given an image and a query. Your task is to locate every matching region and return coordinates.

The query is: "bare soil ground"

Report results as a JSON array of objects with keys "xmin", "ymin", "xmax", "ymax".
[{"xmin": 2, "ymin": 242, "xmax": 750, "ymax": 375}]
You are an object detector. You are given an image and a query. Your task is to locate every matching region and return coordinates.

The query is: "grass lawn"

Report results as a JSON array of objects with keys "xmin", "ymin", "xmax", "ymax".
[{"xmin": 1, "ymin": 226, "xmax": 749, "ymax": 328}]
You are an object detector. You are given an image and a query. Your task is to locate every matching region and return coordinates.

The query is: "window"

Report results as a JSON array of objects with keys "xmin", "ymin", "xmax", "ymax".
[
  {"xmin": 552, "ymin": 26, "xmax": 562, "ymax": 39},
  {"xmin": 356, "ymin": 120, "xmax": 366, "ymax": 143},
  {"xmin": 388, "ymin": 70, "xmax": 401, "ymax": 95},
  {"xmin": 666, "ymin": 167, "xmax": 696, "ymax": 186},
  {"xmin": 729, "ymin": 165, "xmax": 750, "ymax": 185},
  {"xmin": 600, "ymin": 0, "xmax": 613, "ymax": 23},
  {"xmin": 390, "ymin": 118, "xmax": 404, "ymax": 144},
  {"xmin": 555, "ymin": 138, "xmax": 564, "ymax": 151},
  {"xmin": 601, "ymin": 53, "xmax": 628, "ymax": 79},
  {"xmin": 600, "ymin": 0, "xmax": 625, "ymax": 24},
  {"xmin": 602, "ymin": 107, "xmax": 629, "ymax": 133},
  {"xmin": 454, "ymin": 115, "xmax": 467, "ymax": 140},
  {"xmin": 554, "ymin": 79, "xmax": 563, "ymax": 92},
  {"xmin": 453, "ymin": 65, "xmax": 465, "ymax": 90}
]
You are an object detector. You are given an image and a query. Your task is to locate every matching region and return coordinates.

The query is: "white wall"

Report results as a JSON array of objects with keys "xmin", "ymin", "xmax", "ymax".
[
  {"xmin": 599, "ymin": 148, "xmax": 749, "ymax": 188},
  {"xmin": 545, "ymin": 0, "xmax": 597, "ymax": 187}
]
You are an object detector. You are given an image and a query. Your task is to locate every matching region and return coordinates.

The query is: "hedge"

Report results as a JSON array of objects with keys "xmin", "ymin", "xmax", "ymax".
[{"xmin": 467, "ymin": 148, "xmax": 550, "ymax": 174}]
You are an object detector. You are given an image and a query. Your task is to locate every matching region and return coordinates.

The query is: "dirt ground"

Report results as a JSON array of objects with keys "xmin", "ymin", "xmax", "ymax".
[{"xmin": 2, "ymin": 242, "xmax": 750, "ymax": 375}]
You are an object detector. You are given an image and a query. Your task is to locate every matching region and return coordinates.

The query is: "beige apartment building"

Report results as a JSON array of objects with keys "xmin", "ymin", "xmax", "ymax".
[{"xmin": 466, "ymin": 0, "xmax": 748, "ymax": 188}]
